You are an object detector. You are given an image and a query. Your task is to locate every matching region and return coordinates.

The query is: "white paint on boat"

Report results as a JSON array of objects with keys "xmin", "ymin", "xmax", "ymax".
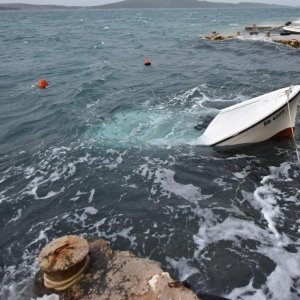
[
  {"xmin": 282, "ymin": 26, "xmax": 300, "ymax": 34},
  {"xmin": 199, "ymin": 86, "xmax": 300, "ymax": 146}
]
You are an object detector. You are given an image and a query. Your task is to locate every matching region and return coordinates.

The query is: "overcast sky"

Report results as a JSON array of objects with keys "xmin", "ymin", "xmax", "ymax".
[{"xmin": 0, "ymin": 0, "xmax": 298, "ymax": 6}]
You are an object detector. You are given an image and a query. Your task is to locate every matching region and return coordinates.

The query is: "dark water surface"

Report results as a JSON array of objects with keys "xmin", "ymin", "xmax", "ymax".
[{"xmin": 1, "ymin": 8, "xmax": 300, "ymax": 299}]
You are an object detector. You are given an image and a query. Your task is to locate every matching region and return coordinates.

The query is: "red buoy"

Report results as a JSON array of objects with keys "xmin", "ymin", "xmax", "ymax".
[
  {"xmin": 144, "ymin": 56, "xmax": 151, "ymax": 66},
  {"xmin": 37, "ymin": 78, "xmax": 49, "ymax": 89}
]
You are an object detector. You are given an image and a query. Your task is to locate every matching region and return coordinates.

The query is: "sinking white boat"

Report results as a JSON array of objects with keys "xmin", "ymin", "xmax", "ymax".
[
  {"xmin": 282, "ymin": 25, "xmax": 300, "ymax": 34},
  {"xmin": 199, "ymin": 86, "xmax": 300, "ymax": 147}
]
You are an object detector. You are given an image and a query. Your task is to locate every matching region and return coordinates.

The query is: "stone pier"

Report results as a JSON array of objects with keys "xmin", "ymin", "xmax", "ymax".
[{"xmin": 35, "ymin": 236, "xmax": 200, "ymax": 300}]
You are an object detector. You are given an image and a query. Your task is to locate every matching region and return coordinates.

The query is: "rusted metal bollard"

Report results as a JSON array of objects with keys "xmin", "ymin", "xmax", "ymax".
[{"xmin": 38, "ymin": 235, "xmax": 89, "ymax": 291}]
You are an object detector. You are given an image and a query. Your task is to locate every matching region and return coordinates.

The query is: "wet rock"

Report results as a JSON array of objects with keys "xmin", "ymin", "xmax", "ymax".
[
  {"xmin": 35, "ymin": 237, "xmax": 199, "ymax": 300},
  {"xmin": 274, "ymin": 39, "xmax": 300, "ymax": 48},
  {"xmin": 201, "ymin": 31, "xmax": 237, "ymax": 41}
]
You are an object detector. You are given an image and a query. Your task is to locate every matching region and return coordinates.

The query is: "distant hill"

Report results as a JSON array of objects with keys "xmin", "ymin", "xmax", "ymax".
[
  {"xmin": 90, "ymin": 0, "xmax": 233, "ymax": 9},
  {"xmin": 91, "ymin": 0, "xmax": 289, "ymax": 9},
  {"xmin": 0, "ymin": 1, "xmax": 290, "ymax": 10},
  {"xmin": 0, "ymin": 5, "xmax": 20, "ymax": 10},
  {"xmin": 0, "ymin": 3, "xmax": 81, "ymax": 10},
  {"xmin": 236, "ymin": 1, "xmax": 287, "ymax": 7}
]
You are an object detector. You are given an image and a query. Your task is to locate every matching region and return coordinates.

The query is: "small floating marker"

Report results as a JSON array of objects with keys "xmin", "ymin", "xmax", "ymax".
[
  {"xmin": 38, "ymin": 235, "xmax": 90, "ymax": 291},
  {"xmin": 37, "ymin": 78, "xmax": 49, "ymax": 89},
  {"xmin": 144, "ymin": 56, "xmax": 151, "ymax": 66}
]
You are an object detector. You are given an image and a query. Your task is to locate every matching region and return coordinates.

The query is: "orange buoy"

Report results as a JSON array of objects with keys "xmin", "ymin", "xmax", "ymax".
[
  {"xmin": 144, "ymin": 56, "xmax": 151, "ymax": 66},
  {"xmin": 37, "ymin": 78, "xmax": 49, "ymax": 89}
]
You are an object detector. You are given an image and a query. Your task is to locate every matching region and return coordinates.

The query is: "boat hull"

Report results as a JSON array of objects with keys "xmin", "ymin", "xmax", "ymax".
[
  {"xmin": 214, "ymin": 95, "xmax": 299, "ymax": 146},
  {"xmin": 282, "ymin": 26, "xmax": 300, "ymax": 34}
]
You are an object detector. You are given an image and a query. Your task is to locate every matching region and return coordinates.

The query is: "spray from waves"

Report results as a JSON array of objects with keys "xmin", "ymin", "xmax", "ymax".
[
  {"xmin": 223, "ymin": 161, "xmax": 300, "ymax": 299},
  {"xmin": 235, "ymin": 35, "xmax": 285, "ymax": 50},
  {"xmin": 237, "ymin": 35, "xmax": 273, "ymax": 43},
  {"xmin": 84, "ymin": 85, "xmax": 247, "ymax": 149},
  {"xmin": 114, "ymin": 142, "xmax": 300, "ymax": 299},
  {"xmin": 162, "ymin": 157, "xmax": 300, "ymax": 299}
]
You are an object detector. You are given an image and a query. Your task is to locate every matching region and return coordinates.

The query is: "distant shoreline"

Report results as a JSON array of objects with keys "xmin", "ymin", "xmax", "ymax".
[
  {"xmin": 0, "ymin": 1, "xmax": 295, "ymax": 11},
  {"xmin": 0, "ymin": 6, "xmax": 20, "ymax": 10}
]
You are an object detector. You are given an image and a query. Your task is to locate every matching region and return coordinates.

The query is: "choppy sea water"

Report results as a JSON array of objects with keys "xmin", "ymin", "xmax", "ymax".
[{"xmin": 1, "ymin": 7, "xmax": 300, "ymax": 300}]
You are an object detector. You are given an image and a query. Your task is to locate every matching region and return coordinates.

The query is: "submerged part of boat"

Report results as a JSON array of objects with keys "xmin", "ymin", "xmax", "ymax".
[{"xmin": 199, "ymin": 86, "xmax": 300, "ymax": 147}]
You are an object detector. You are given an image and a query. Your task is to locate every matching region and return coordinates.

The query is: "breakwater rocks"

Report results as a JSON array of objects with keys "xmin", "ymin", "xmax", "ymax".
[
  {"xmin": 273, "ymin": 39, "xmax": 300, "ymax": 48},
  {"xmin": 35, "ymin": 236, "xmax": 199, "ymax": 300},
  {"xmin": 201, "ymin": 31, "xmax": 238, "ymax": 41},
  {"xmin": 201, "ymin": 29, "xmax": 300, "ymax": 48}
]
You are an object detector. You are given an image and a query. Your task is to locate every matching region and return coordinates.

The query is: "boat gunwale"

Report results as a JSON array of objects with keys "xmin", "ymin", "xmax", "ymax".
[
  {"xmin": 221, "ymin": 90, "xmax": 285, "ymax": 113},
  {"xmin": 210, "ymin": 88, "xmax": 300, "ymax": 146}
]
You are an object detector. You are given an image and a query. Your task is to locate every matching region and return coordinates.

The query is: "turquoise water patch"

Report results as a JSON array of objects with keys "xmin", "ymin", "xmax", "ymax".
[{"xmin": 85, "ymin": 107, "xmax": 203, "ymax": 148}]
